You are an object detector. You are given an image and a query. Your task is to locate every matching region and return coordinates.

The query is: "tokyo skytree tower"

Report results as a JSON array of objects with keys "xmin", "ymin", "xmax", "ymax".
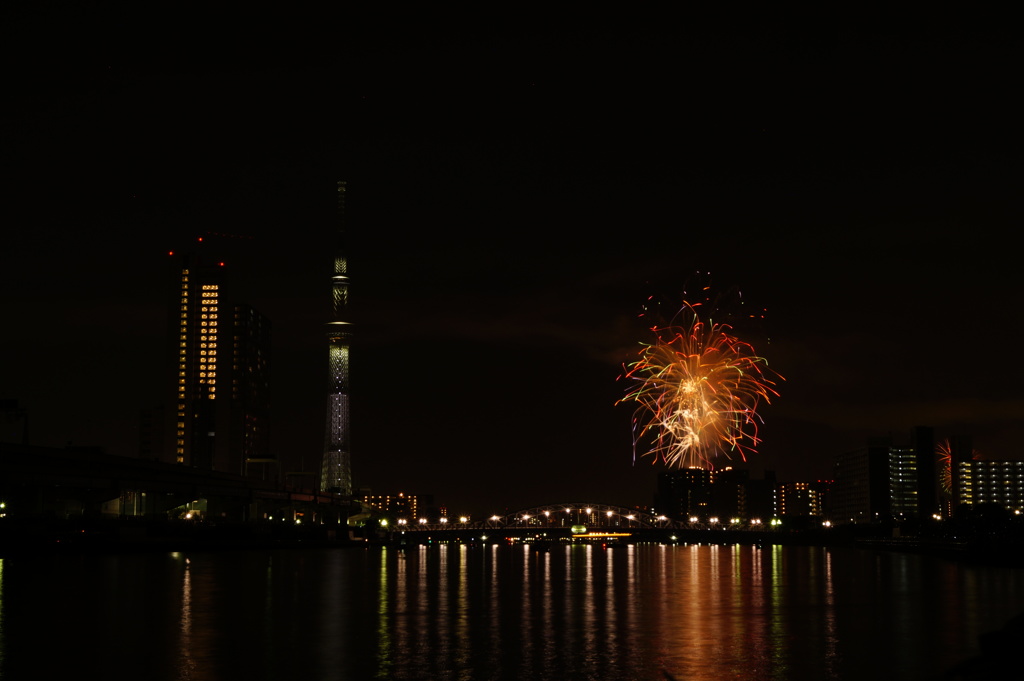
[{"xmin": 320, "ymin": 180, "xmax": 352, "ymax": 495}]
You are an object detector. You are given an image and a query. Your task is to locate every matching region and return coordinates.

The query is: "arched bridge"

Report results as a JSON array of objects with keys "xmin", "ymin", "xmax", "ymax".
[{"xmin": 392, "ymin": 502, "xmax": 687, "ymax": 532}]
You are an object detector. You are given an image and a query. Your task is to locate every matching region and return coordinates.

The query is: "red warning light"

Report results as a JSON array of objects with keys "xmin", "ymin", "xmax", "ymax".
[
  {"xmin": 219, "ymin": 262, "xmax": 225, "ymax": 267},
  {"xmin": 168, "ymin": 251, "xmax": 174, "ymax": 256}
]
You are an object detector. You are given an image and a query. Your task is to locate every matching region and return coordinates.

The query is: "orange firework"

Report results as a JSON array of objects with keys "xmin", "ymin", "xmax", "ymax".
[{"xmin": 619, "ymin": 302, "xmax": 782, "ymax": 469}]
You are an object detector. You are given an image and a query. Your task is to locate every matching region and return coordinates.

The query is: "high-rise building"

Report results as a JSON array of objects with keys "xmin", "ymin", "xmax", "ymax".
[
  {"xmin": 889, "ymin": 444, "xmax": 919, "ymax": 517},
  {"xmin": 320, "ymin": 181, "xmax": 353, "ymax": 495},
  {"xmin": 166, "ymin": 248, "xmax": 228, "ymax": 469},
  {"xmin": 229, "ymin": 304, "xmax": 272, "ymax": 477},
  {"xmin": 164, "ymin": 243, "xmax": 272, "ymax": 475},
  {"xmin": 832, "ymin": 442, "xmax": 892, "ymax": 523},
  {"xmin": 832, "ymin": 427, "xmax": 940, "ymax": 522}
]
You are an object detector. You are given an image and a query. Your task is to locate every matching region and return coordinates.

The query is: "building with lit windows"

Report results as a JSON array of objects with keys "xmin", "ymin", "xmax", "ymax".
[
  {"xmin": 362, "ymin": 492, "xmax": 420, "ymax": 520},
  {"xmin": 889, "ymin": 444, "xmax": 919, "ymax": 518},
  {"xmin": 832, "ymin": 427, "xmax": 939, "ymax": 522},
  {"xmin": 165, "ymin": 249, "xmax": 226, "ymax": 469},
  {"xmin": 162, "ymin": 246, "xmax": 272, "ymax": 476},
  {"xmin": 777, "ymin": 482, "xmax": 826, "ymax": 517},
  {"xmin": 957, "ymin": 460, "xmax": 1024, "ymax": 512}
]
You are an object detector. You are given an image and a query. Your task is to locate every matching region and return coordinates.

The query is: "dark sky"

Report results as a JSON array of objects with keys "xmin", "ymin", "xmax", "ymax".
[{"xmin": 3, "ymin": 10, "xmax": 1022, "ymax": 516}]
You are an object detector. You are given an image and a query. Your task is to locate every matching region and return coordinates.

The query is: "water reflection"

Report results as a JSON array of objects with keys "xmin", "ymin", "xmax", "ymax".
[
  {"xmin": 0, "ymin": 558, "xmax": 5, "ymax": 672},
  {"xmin": 1, "ymin": 544, "xmax": 1022, "ymax": 680},
  {"xmin": 177, "ymin": 554, "xmax": 195, "ymax": 679}
]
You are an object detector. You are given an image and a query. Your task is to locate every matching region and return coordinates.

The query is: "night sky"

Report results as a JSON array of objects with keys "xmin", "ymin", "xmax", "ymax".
[{"xmin": 3, "ymin": 10, "xmax": 1022, "ymax": 516}]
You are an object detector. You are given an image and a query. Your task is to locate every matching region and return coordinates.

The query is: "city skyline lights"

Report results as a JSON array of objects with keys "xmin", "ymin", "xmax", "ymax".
[{"xmin": 3, "ymin": 17, "xmax": 1022, "ymax": 516}]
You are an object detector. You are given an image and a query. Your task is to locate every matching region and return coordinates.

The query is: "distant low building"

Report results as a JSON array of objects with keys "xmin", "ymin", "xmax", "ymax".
[
  {"xmin": 362, "ymin": 492, "xmax": 421, "ymax": 520},
  {"xmin": 777, "ymin": 481, "xmax": 830, "ymax": 518}
]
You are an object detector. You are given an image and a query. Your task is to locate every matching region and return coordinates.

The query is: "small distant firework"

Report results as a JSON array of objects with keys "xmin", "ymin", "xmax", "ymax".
[
  {"xmin": 619, "ymin": 298, "xmax": 782, "ymax": 469},
  {"xmin": 937, "ymin": 438, "xmax": 981, "ymax": 494}
]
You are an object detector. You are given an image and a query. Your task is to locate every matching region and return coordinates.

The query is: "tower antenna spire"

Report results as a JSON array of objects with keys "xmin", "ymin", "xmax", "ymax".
[{"xmin": 320, "ymin": 180, "xmax": 352, "ymax": 495}]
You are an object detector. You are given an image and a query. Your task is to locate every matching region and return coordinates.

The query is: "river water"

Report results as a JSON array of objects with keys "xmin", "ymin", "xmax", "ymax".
[{"xmin": 0, "ymin": 542, "xmax": 1021, "ymax": 680}]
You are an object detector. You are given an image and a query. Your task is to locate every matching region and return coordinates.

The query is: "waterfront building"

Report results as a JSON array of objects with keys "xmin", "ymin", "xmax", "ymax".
[
  {"xmin": 957, "ymin": 460, "xmax": 1024, "ymax": 512},
  {"xmin": 832, "ymin": 442, "xmax": 895, "ymax": 523},
  {"xmin": 777, "ymin": 482, "xmax": 826, "ymax": 517},
  {"xmin": 832, "ymin": 427, "xmax": 939, "ymax": 522},
  {"xmin": 889, "ymin": 444, "xmax": 919, "ymax": 518},
  {"xmin": 656, "ymin": 468, "xmax": 712, "ymax": 519},
  {"xmin": 363, "ymin": 492, "xmax": 420, "ymax": 521},
  {"xmin": 709, "ymin": 467, "xmax": 748, "ymax": 520}
]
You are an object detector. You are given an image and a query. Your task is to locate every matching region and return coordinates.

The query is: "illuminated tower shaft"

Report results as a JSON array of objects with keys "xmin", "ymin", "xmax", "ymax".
[{"xmin": 321, "ymin": 180, "xmax": 352, "ymax": 495}]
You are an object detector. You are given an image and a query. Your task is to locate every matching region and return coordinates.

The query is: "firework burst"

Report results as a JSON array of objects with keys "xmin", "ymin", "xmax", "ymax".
[
  {"xmin": 619, "ymin": 301, "xmax": 782, "ymax": 469},
  {"xmin": 937, "ymin": 438, "xmax": 981, "ymax": 494}
]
